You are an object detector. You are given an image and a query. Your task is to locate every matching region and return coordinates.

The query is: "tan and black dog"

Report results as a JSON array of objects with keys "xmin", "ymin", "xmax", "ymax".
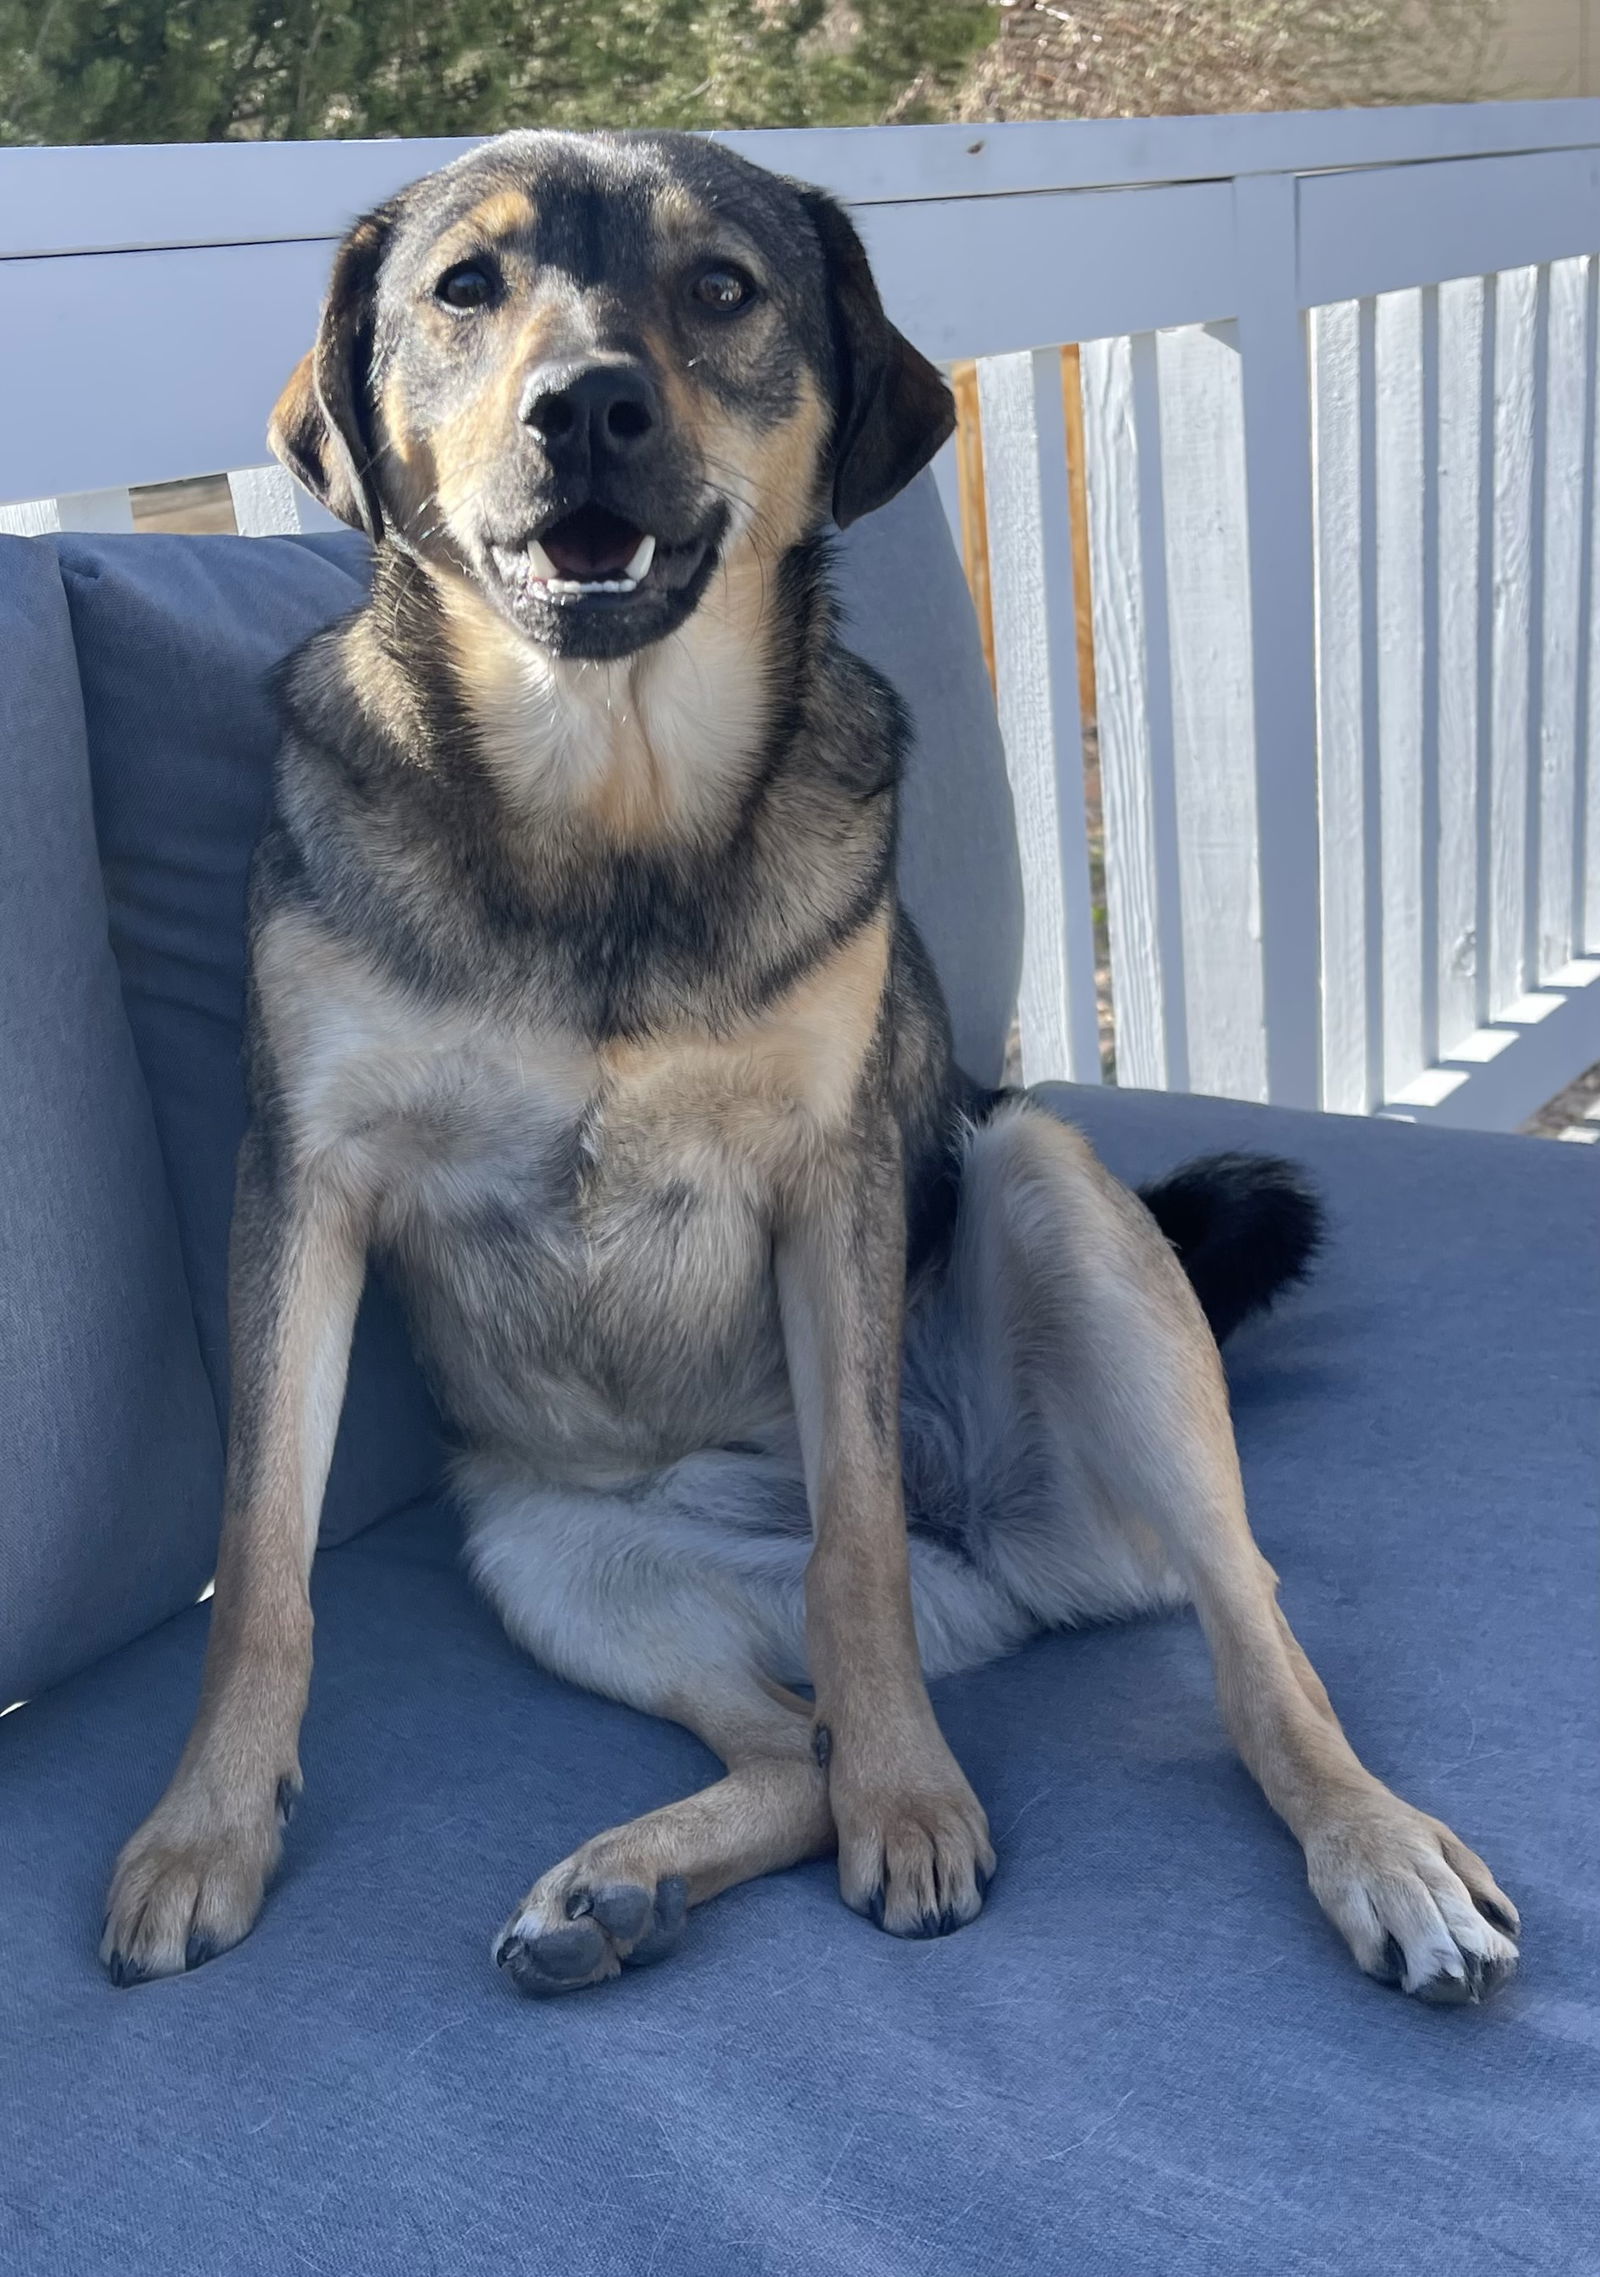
[{"xmin": 102, "ymin": 130, "xmax": 1519, "ymax": 2002}]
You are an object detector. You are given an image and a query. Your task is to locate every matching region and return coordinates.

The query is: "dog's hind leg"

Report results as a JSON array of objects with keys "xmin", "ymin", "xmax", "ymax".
[
  {"xmin": 949, "ymin": 1097, "xmax": 1520, "ymax": 2003},
  {"xmin": 466, "ymin": 1456, "xmax": 836, "ymax": 1996}
]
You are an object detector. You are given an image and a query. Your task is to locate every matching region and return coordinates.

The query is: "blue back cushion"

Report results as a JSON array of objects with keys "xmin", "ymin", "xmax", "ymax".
[
  {"xmin": 0, "ymin": 539, "xmax": 221, "ymax": 1699},
  {"xmin": 52, "ymin": 531, "xmax": 448, "ymax": 1549}
]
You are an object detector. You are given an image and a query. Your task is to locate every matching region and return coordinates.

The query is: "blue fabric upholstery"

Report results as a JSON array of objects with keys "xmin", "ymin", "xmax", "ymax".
[
  {"xmin": 3, "ymin": 1088, "xmax": 1593, "ymax": 2275},
  {"xmin": 832, "ymin": 473, "xmax": 1022, "ymax": 1087},
  {"xmin": 0, "ymin": 538, "xmax": 219, "ymax": 1701},
  {"xmin": 50, "ymin": 528, "xmax": 448, "ymax": 1552}
]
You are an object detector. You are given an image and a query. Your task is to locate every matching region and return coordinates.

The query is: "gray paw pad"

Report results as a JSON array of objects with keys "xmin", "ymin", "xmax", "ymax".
[
  {"xmin": 496, "ymin": 1876, "xmax": 689, "ymax": 1997},
  {"xmin": 623, "ymin": 1877, "xmax": 687, "ymax": 1968},
  {"xmin": 495, "ymin": 1918, "xmax": 607, "ymax": 1995}
]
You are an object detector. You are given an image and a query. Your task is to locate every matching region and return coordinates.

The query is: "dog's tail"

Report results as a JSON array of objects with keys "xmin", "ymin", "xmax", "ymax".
[{"xmin": 1137, "ymin": 1153, "xmax": 1324, "ymax": 1345}]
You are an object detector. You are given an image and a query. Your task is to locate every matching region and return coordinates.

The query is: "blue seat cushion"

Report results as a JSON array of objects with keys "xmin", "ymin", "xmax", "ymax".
[{"xmin": 3, "ymin": 1087, "xmax": 1594, "ymax": 2275}]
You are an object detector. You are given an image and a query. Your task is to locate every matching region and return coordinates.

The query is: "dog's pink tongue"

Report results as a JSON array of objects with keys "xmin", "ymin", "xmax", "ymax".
[{"xmin": 542, "ymin": 507, "xmax": 641, "ymax": 578}]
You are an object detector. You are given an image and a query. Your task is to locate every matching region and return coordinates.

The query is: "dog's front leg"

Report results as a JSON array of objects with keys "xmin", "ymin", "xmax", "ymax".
[
  {"xmin": 101, "ymin": 1125, "xmax": 368, "ymax": 1982},
  {"xmin": 776, "ymin": 1125, "xmax": 995, "ymax": 1938}
]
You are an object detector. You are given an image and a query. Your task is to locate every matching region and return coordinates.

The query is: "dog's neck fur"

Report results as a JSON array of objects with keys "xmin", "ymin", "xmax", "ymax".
[{"xmin": 427, "ymin": 540, "xmax": 790, "ymax": 846}]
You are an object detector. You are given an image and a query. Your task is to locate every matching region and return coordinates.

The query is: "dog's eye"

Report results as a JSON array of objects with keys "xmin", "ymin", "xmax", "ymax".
[
  {"xmin": 435, "ymin": 263, "xmax": 495, "ymax": 312},
  {"xmin": 689, "ymin": 264, "xmax": 757, "ymax": 314}
]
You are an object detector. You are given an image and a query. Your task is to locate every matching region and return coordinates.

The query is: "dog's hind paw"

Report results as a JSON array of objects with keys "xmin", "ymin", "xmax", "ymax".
[{"xmin": 1305, "ymin": 1790, "xmax": 1520, "ymax": 2004}]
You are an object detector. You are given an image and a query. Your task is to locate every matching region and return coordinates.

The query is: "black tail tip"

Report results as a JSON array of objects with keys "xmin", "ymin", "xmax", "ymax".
[{"xmin": 1137, "ymin": 1152, "xmax": 1325, "ymax": 1346}]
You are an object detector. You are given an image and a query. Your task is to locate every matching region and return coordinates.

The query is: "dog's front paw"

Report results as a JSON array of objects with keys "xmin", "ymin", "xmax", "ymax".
[
  {"xmin": 826, "ymin": 1728, "xmax": 995, "ymax": 1939},
  {"xmin": 495, "ymin": 1861, "xmax": 688, "ymax": 1997},
  {"xmin": 101, "ymin": 1774, "xmax": 297, "ymax": 1985},
  {"xmin": 1306, "ymin": 1788, "xmax": 1520, "ymax": 2003}
]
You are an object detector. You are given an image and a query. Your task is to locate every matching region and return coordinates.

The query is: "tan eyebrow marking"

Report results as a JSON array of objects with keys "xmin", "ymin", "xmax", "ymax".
[{"xmin": 430, "ymin": 188, "xmax": 539, "ymax": 270}]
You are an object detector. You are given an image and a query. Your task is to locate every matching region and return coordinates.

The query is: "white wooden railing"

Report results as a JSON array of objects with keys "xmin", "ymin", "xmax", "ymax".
[{"xmin": 4, "ymin": 108, "xmax": 1599, "ymax": 1130}]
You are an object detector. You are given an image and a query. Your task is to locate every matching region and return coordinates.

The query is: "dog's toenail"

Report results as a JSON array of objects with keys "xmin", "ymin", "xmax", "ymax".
[
  {"xmin": 565, "ymin": 1889, "xmax": 594, "ymax": 1920},
  {"xmin": 812, "ymin": 1723, "xmax": 832, "ymax": 1769}
]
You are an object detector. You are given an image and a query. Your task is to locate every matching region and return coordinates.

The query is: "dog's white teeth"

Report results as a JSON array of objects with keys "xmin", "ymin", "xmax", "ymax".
[
  {"xmin": 527, "ymin": 540, "xmax": 560, "ymax": 582},
  {"xmin": 624, "ymin": 534, "xmax": 656, "ymax": 582},
  {"xmin": 539, "ymin": 576, "xmax": 639, "ymax": 599}
]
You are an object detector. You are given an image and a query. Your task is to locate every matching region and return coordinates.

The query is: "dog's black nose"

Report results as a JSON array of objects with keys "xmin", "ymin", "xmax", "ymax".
[{"xmin": 519, "ymin": 360, "xmax": 660, "ymax": 468}]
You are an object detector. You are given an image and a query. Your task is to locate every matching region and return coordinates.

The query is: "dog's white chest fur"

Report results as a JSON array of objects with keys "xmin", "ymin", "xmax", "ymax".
[{"xmin": 255, "ymin": 911, "xmax": 822, "ymax": 1478}]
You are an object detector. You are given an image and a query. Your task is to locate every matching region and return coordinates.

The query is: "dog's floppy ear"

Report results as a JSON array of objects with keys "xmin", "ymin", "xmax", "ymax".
[
  {"xmin": 800, "ymin": 188, "xmax": 955, "ymax": 530},
  {"xmin": 268, "ymin": 206, "xmax": 396, "ymax": 538}
]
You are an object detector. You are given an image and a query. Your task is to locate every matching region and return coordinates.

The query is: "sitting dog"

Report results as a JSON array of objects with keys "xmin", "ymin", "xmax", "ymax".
[{"xmin": 102, "ymin": 130, "xmax": 1518, "ymax": 2003}]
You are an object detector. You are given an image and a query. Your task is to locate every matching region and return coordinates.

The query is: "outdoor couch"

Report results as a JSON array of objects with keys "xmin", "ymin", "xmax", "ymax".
[{"xmin": 1, "ymin": 474, "xmax": 1594, "ymax": 2276}]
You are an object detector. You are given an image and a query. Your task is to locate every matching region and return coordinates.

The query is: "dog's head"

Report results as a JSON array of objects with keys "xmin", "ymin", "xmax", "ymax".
[{"xmin": 270, "ymin": 131, "xmax": 953, "ymax": 662}]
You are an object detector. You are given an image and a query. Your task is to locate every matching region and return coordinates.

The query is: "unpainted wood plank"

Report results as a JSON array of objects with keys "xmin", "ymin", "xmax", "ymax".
[
  {"xmin": 950, "ymin": 362, "xmax": 996, "ymax": 692},
  {"xmin": 1059, "ymin": 346, "xmax": 1099, "ymax": 728}
]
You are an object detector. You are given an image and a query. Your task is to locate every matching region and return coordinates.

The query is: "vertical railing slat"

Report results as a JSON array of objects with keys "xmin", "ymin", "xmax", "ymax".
[
  {"xmin": 1357, "ymin": 302, "xmax": 1387, "ymax": 1108},
  {"xmin": 1159, "ymin": 320, "xmax": 1267, "ymax": 1102},
  {"xmin": 1475, "ymin": 274, "xmax": 1500, "ymax": 1028},
  {"xmin": 1375, "ymin": 289, "xmax": 1427, "ymax": 1103},
  {"xmin": 1080, "ymin": 333, "xmax": 1187, "ymax": 1092},
  {"xmin": 977, "ymin": 348, "xmax": 1102, "ymax": 1087},
  {"xmin": 1537, "ymin": 257, "xmax": 1592, "ymax": 981},
  {"xmin": 1582, "ymin": 260, "xmax": 1600, "ymax": 958},
  {"xmin": 1523, "ymin": 266, "xmax": 1553, "ymax": 990},
  {"xmin": 1233, "ymin": 173, "xmax": 1323, "ymax": 1109},
  {"xmin": 228, "ymin": 464, "xmax": 341, "ymax": 535},
  {"xmin": 1488, "ymin": 265, "xmax": 1539, "ymax": 1018},
  {"xmin": 1418, "ymin": 284, "xmax": 1442, "ymax": 1072},
  {"xmin": 1436, "ymin": 276, "xmax": 1487, "ymax": 1056},
  {"xmin": 1310, "ymin": 300, "xmax": 1377, "ymax": 1111},
  {"xmin": 1309, "ymin": 300, "xmax": 1362, "ymax": 1108}
]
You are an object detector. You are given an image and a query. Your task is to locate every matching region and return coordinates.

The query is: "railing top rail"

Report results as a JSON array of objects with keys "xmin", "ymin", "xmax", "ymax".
[{"xmin": 5, "ymin": 102, "xmax": 1600, "ymax": 263}]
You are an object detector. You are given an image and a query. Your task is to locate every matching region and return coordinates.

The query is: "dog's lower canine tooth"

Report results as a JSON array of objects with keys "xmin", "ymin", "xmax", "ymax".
[
  {"xmin": 624, "ymin": 535, "xmax": 656, "ymax": 582},
  {"xmin": 527, "ymin": 540, "xmax": 560, "ymax": 581}
]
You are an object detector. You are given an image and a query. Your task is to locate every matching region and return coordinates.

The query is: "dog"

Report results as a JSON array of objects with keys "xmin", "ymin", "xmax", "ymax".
[{"xmin": 101, "ymin": 129, "xmax": 1519, "ymax": 2003}]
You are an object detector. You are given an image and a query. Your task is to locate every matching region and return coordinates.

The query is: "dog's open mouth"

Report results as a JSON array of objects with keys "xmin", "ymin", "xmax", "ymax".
[
  {"xmin": 528, "ymin": 504, "xmax": 654, "ymax": 595},
  {"xmin": 490, "ymin": 502, "xmax": 725, "ymax": 615},
  {"xmin": 485, "ymin": 500, "xmax": 727, "ymax": 650}
]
